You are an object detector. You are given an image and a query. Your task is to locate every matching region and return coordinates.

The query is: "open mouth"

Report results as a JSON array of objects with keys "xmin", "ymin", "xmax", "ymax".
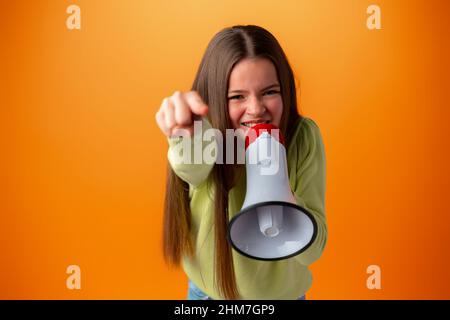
[{"xmin": 240, "ymin": 120, "xmax": 271, "ymax": 128}]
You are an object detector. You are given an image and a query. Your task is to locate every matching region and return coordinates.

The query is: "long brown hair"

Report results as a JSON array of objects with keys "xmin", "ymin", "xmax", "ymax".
[{"xmin": 163, "ymin": 25, "xmax": 302, "ymax": 299}]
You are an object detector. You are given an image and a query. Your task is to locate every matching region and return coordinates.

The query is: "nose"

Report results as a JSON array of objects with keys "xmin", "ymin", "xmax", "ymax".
[{"xmin": 245, "ymin": 95, "xmax": 266, "ymax": 116}]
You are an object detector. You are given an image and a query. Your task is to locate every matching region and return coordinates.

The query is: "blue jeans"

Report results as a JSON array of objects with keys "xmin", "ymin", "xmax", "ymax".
[
  {"xmin": 187, "ymin": 280, "xmax": 212, "ymax": 300},
  {"xmin": 187, "ymin": 280, "xmax": 306, "ymax": 300}
]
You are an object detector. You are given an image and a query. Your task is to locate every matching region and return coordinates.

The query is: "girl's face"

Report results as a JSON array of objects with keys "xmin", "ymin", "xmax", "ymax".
[{"xmin": 227, "ymin": 57, "xmax": 283, "ymax": 133}]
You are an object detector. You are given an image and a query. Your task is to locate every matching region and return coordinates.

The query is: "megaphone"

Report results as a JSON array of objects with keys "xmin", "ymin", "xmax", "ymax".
[{"xmin": 228, "ymin": 124, "xmax": 317, "ymax": 260}]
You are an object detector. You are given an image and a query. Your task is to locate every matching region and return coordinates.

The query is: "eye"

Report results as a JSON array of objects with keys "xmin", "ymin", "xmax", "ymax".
[
  {"xmin": 228, "ymin": 95, "xmax": 244, "ymax": 100},
  {"xmin": 264, "ymin": 90, "xmax": 280, "ymax": 96}
]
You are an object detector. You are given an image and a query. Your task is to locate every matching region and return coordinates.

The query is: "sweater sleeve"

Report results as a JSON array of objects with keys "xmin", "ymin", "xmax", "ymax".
[
  {"xmin": 291, "ymin": 118, "xmax": 327, "ymax": 266},
  {"xmin": 167, "ymin": 117, "xmax": 216, "ymax": 188}
]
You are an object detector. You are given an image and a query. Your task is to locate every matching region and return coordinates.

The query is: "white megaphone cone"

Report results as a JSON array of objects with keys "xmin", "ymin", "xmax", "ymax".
[{"xmin": 228, "ymin": 124, "xmax": 317, "ymax": 260}]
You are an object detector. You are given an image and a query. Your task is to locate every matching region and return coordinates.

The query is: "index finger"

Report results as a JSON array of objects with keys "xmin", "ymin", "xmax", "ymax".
[{"xmin": 185, "ymin": 91, "xmax": 208, "ymax": 116}]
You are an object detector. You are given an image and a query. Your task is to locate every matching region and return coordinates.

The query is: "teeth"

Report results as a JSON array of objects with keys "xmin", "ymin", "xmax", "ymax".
[{"xmin": 241, "ymin": 120, "xmax": 270, "ymax": 127}]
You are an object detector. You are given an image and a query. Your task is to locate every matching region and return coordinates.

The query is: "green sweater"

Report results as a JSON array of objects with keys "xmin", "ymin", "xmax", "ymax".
[{"xmin": 167, "ymin": 117, "xmax": 327, "ymax": 300}]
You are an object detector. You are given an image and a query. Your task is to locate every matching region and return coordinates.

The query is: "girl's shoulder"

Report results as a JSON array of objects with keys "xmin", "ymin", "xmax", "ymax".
[
  {"xmin": 286, "ymin": 116, "xmax": 326, "ymax": 172},
  {"xmin": 289, "ymin": 116, "xmax": 323, "ymax": 151}
]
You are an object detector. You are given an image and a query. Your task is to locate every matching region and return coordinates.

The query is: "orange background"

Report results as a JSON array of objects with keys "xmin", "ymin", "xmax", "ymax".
[{"xmin": 1, "ymin": 0, "xmax": 449, "ymax": 299}]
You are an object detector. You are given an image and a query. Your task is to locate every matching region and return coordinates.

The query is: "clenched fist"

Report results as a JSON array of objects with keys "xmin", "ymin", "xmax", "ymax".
[{"xmin": 155, "ymin": 91, "xmax": 209, "ymax": 137}]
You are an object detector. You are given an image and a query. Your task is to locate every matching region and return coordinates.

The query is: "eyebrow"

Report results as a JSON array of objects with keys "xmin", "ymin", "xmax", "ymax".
[{"xmin": 228, "ymin": 83, "xmax": 280, "ymax": 94}]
